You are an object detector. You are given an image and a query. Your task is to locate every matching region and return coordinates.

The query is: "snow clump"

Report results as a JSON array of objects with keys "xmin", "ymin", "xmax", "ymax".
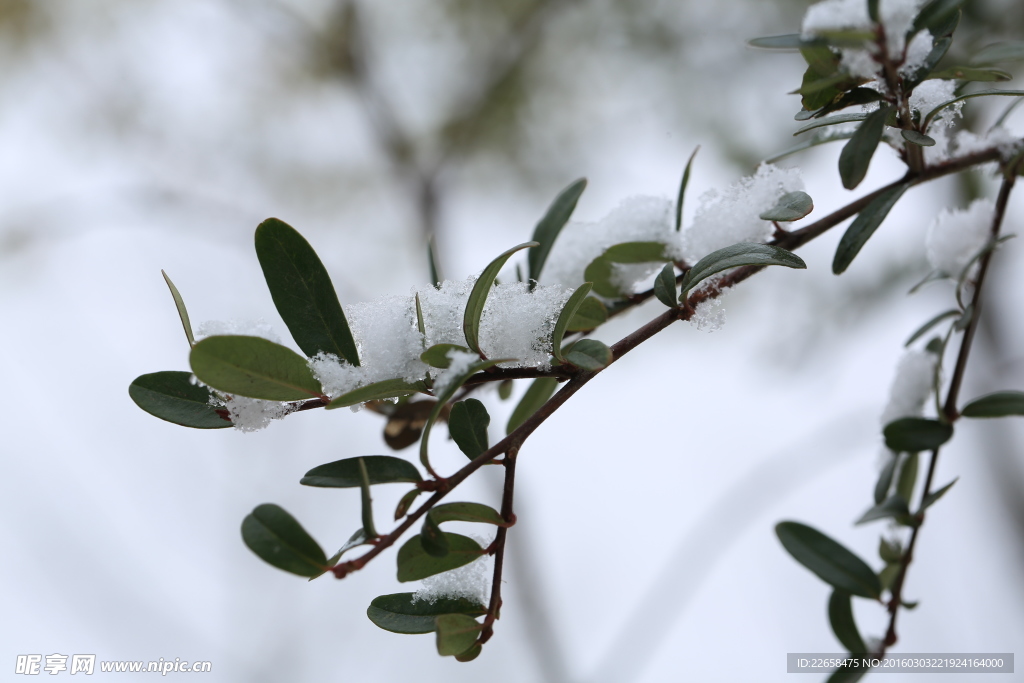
[
  {"xmin": 925, "ymin": 199, "xmax": 995, "ymax": 279},
  {"xmin": 909, "ymin": 80, "xmax": 961, "ymax": 126},
  {"xmin": 880, "ymin": 350, "xmax": 936, "ymax": 426},
  {"xmin": 412, "ymin": 538, "xmax": 493, "ymax": 606}
]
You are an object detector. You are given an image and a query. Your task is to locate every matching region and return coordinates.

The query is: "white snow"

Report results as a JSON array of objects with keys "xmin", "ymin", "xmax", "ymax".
[
  {"xmin": 910, "ymin": 80, "xmax": 961, "ymax": 127},
  {"xmin": 925, "ymin": 198, "xmax": 995, "ymax": 278},
  {"xmin": 900, "ymin": 30, "xmax": 934, "ymax": 76},
  {"xmin": 477, "ymin": 281, "xmax": 571, "ymax": 368},
  {"xmin": 953, "ymin": 127, "xmax": 1023, "ymax": 160},
  {"xmin": 690, "ymin": 297, "xmax": 726, "ymax": 332},
  {"xmin": 211, "ymin": 394, "xmax": 295, "ymax": 433},
  {"xmin": 432, "ymin": 348, "xmax": 481, "ymax": 397},
  {"xmin": 880, "ymin": 350, "xmax": 936, "ymax": 426},
  {"xmin": 412, "ymin": 538, "xmax": 493, "ymax": 606},
  {"xmin": 681, "ymin": 164, "xmax": 803, "ymax": 263}
]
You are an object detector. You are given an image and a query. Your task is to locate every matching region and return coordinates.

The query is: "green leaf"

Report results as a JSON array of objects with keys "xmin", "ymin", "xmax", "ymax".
[
  {"xmin": 583, "ymin": 256, "xmax": 619, "ymax": 298},
  {"xmin": 911, "ymin": 0, "xmax": 966, "ymax": 37},
  {"xmin": 421, "ymin": 512, "xmax": 449, "ymax": 557},
  {"xmin": 896, "ymin": 451, "xmax": 919, "ymax": 504},
  {"xmin": 883, "ymin": 418, "xmax": 953, "ymax": 452},
  {"xmin": 832, "ymin": 183, "xmax": 909, "ymax": 274},
  {"xmin": 529, "ymin": 178, "xmax": 587, "ymax": 283},
  {"xmin": 464, "ymin": 242, "xmax": 538, "ymax": 354},
  {"xmin": 867, "ymin": 0, "xmax": 880, "ymax": 21},
  {"xmin": 326, "ymin": 378, "xmax": 428, "ymax": 409},
  {"xmin": 507, "ymin": 377, "xmax": 559, "ymax": 434},
  {"xmin": 764, "ymin": 130, "xmax": 856, "ymax": 164},
  {"xmin": 905, "ymin": 309, "xmax": 960, "ymax": 346},
  {"xmin": 675, "ymin": 146, "xmax": 699, "ymax": 231},
  {"xmin": 161, "ymin": 270, "xmax": 194, "ymax": 347},
  {"xmin": 680, "ymin": 243, "xmax": 806, "ymax": 298},
  {"xmin": 855, "ymin": 495, "xmax": 911, "ymax": 525},
  {"xmin": 904, "ymin": 37, "xmax": 953, "ymax": 90},
  {"xmin": 421, "ymin": 343, "xmax": 472, "ymax": 369},
  {"xmin": 971, "ymin": 41, "xmax": 1024, "ymax": 66},
  {"xmin": 497, "ymin": 379, "xmax": 514, "ymax": 400},
  {"xmin": 901, "ymin": 130, "xmax": 936, "ymax": 147},
  {"xmin": 567, "ymin": 296, "xmax": 608, "ymax": 331},
  {"xmin": 565, "ymin": 339, "xmax": 613, "ymax": 371},
  {"xmin": 879, "ymin": 537, "xmax": 902, "ymax": 564},
  {"xmin": 254, "ymin": 218, "xmax": 359, "ymax": 365},
  {"xmin": 874, "ymin": 451, "xmax": 897, "ymax": 504},
  {"xmin": 879, "ymin": 563, "xmax": 901, "ymax": 591},
  {"xmin": 415, "ymin": 293, "xmax": 426, "ymax": 336},
  {"xmin": 961, "ymin": 391, "xmax": 1024, "ymax": 418},
  {"xmin": 924, "ymin": 90, "xmax": 1024, "ymax": 131},
  {"xmin": 129, "ymin": 371, "xmax": 231, "ymax": 429},
  {"xmin": 394, "ymin": 488, "xmax": 423, "ymax": 520},
  {"xmin": 920, "ymin": 477, "xmax": 958, "ymax": 511},
  {"xmin": 449, "ymin": 399, "xmax": 490, "ymax": 459},
  {"xmin": 828, "ymin": 589, "xmax": 868, "ymax": 654},
  {"xmin": 603, "ymin": 241, "xmax": 670, "ymax": 263},
  {"xmin": 813, "ymin": 87, "xmax": 886, "ymax": 118},
  {"xmin": 300, "ymin": 455, "xmax": 422, "ymax": 488},
  {"xmin": 435, "ymin": 614, "xmax": 483, "ymax": 656},
  {"xmin": 552, "ymin": 283, "xmax": 595, "ymax": 363},
  {"xmin": 759, "ymin": 191, "xmax": 814, "ymax": 222},
  {"xmin": 793, "ymin": 113, "xmax": 868, "ymax": 136},
  {"xmin": 367, "ymin": 593, "xmax": 486, "ymax": 634},
  {"xmin": 396, "ymin": 533, "xmax": 484, "ymax": 582},
  {"xmin": 838, "ymin": 105, "xmax": 890, "ymax": 190},
  {"xmin": 190, "ymin": 335, "xmax": 323, "ymax": 401},
  {"xmin": 775, "ymin": 521, "xmax": 882, "ymax": 599},
  {"xmin": 427, "ymin": 235, "xmax": 443, "ymax": 288},
  {"xmin": 653, "ymin": 263, "xmax": 678, "ymax": 308},
  {"xmin": 357, "ymin": 457, "xmax": 378, "ymax": 537},
  {"xmin": 929, "ymin": 66, "xmax": 1012, "ymax": 82},
  {"xmin": 429, "ymin": 502, "xmax": 506, "ymax": 526},
  {"xmin": 747, "ymin": 34, "xmax": 806, "ymax": 50},
  {"xmin": 455, "ymin": 644, "xmax": 483, "ymax": 662},
  {"xmin": 241, "ymin": 503, "xmax": 328, "ymax": 577}
]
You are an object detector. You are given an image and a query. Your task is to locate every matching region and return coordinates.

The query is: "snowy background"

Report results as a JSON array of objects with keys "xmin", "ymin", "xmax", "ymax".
[{"xmin": 2, "ymin": 0, "xmax": 1024, "ymax": 681}]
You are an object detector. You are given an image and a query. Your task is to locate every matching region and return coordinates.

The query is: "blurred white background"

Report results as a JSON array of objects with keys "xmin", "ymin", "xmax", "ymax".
[{"xmin": 2, "ymin": 0, "xmax": 1023, "ymax": 681}]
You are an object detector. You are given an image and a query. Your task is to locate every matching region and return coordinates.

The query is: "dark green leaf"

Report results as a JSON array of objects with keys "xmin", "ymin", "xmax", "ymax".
[
  {"xmin": 798, "ymin": 72, "xmax": 855, "ymax": 110},
  {"xmin": 838, "ymin": 105, "xmax": 890, "ymax": 190},
  {"xmin": 367, "ymin": 593, "xmax": 486, "ymax": 635},
  {"xmin": 896, "ymin": 452, "xmax": 919, "ymax": 504},
  {"xmin": 552, "ymin": 283, "xmax": 595, "ymax": 363},
  {"xmin": 920, "ymin": 477, "xmax": 958, "ymax": 511},
  {"xmin": 497, "ymin": 379, "xmax": 514, "ymax": 400},
  {"xmin": 190, "ymin": 335, "xmax": 323, "ymax": 401},
  {"xmin": 357, "ymin": 457, "xmax": 378, "ymax": 537},
  {"xmin": 776, "ymin": 521, "xmax": 882, "ymax": 598},
  {"xmin": 326, "ymin": 378, "xmax": 427, "ymax": 409},
  {"xmin": 603, "ymin": 241, "xmax": 670, "ymax": 263},
  {"xmin": 421, "ymin": 343, "xmax": 472, "ymax": 369},
  {"xmin": 883, "ymin": 418, "xmax": 953, "ymax": 452},
  {"xmin": 904, "ymin": 37, "xmax": 953, "ymax": 90},
  {"xmin": 961, "ymin": 391, "xmax": 1024, "ymax": 418},
  {"xmin": 415, "ymin": 293, "xmax": 426, "ymax": 335},
  {"xmin": 874, "ymin": 451, "xmax": 897, "ymax": 504},
  {"xmin": 241, "ymin": 503, "xmax": 328, "ymax": 577},
  {"xmin": 801, "ymin": 43, "xmax": 840, "ymax": 77},
  {"xmin": 747, "ymin": 34, "xmax": 806, "ymax": 50},
  {"xmin": 435, "ymin": 614, "xmax": 483, "ymax": 656},
  {"xmin": 396, "ymin": 533, "xmax": 484, "ymax": 582},
  {"xmin": 654, "ymin": 264, "xmax": 678, "ymax": 308},
  {"xmin": 901, "ymin": 130, "xmax": 936, "ymax": 147},
  {"xmin": 529, "ymin": 178, "xmax": 587, "ymax": 283},
  {"xmin": 129, "ymin": 371, "xmax": 231, "ymax": 429},
  {"xmin": 879, "ymin": 538, "xmax": 902, "ymax": 564},
  {"xmin": 793, "ymin": 113, "xmax": 868, "ymax": 136},
  {"xmin": 394, "ymin": 488, "xmax": 423, "ymax": 520},
  {"xmin": 312, "ymin": 528, "xmax": 371, "ymax": 578},
  {"xmin": 764, "ymin": 130, "xmax": 855, "ymax": 164},
  {"xmin": 429, "ymin": 502, "xmax": 505, "ymax": 526},
  {"xmin": 924, "ymin": 90, "xmax": 1024, "ymax": 131},
  {"xmin": 455, "ymin": 644, "xmax": 483, "ymax": 662},
  {"xmin": 813, "ymin": 87, "xmax": 886, "ymax": 118},
  {"xmin": 680, "ymin": 243, "xmax": 806, "ymax": 298},
  {"xmin": 566, "ymin": 296, "xmax": 608, "ymax": 331},
  {"xmin": 255, "ymin": 218, "xmax": 359, "ymax": 364},
  {"xmin": 300, "ymin": 455, "xmax": 422, "ymax": 488},
  {"xmin": 449, "ymin": 399, "xmax": 490, "ymax": 459},
  {"xmin": 759, "ymin": 191, "xmax": 814, "ymax": 222},
  {"xmin": 507, "ymin": 377, "xmax": 559, "ymax": 434},
  {"xmin": 583, "ymin": 256, "xmax": 619, "ymax": 298},
  {"xmin": 832, "ymin": 183, "xmax": 909, "ymax": 274},
  {"xmin": 465, "ymin": 242, "xmax": 538, "ymax": 354},
  {"xmin": 565, "ymin": 339, "xmax": 613, "ymax": 371},
  {"xmin": 421, "ymin": 513, "xmax": 449, "ymax": 557},
  {"xmin": 828, "ymin": 589, "xmax": 868, "ymax": 654},
  {"xmin": 925, "ymin": 336, "xmax": 945, "ymax": 355},
  {"xmin": 676, "ymin": 146, "xmax": 699, "ymax": 231},
  {"xmin": 929, "ymin": 66, "xmax": 1012, "ymax": 82},
  {"xmin": 911, "ymin": 0, "xmax": 966, "ymax": 37},
  {"xmin": 868, "ymin": 0, "xmax": 880, "ymax": 21},
  {"xmin": 971, "ymin": 41, "xmax": 1024, "ymax": 65},
  {"xmin": 161, "ymin": 270, "xmax": 194, "ymax": 347},
  {"xmin": 855, "ymin": 495, "xmax": 911, "ymax": 525},
  {"xmin": 814, "ymin": 29, "xmax": 875, "ymax": 46},
  {"xmin": 427, "ymin": 235, "xmax": 443, "ymax": 288},
  {"xmin": 905, "ymin": 309, "xmax": 960, "ymax": 346}
]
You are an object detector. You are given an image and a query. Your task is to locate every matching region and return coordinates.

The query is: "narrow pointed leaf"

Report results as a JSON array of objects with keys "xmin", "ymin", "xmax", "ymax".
[
  {"xmin": 449, "ymin": 399, "xmax": 490, "ymax": 459},
  {"xmin": 654, "ymin": 263, "xmax": 678, "ymax": 307},
  {"xmin": 833, "ymin": 183, "xmax": 909, "ymax": 274},
  {"xmin": 357, "ymin": 457, "xmax": 378, "ymax": 537},
  {"xmin": 971, "ymin": 41, "xmax": 1024, "ymax": 66},
  {"xmin": 552, "ymin": 283, "xmax": 594, "ymax": 363},
  {"xmin": 874, "ymin": 452, "xmax": 897, "ymax": 504},
  {"xmin": 529, "ymin": 178, "xmax": 587, "ymax": 283},
  {"xmin": 929, "ymin": 66, "xmax": 1012, "ymax": 82},
  {"xmin": 924, "ymin": 90, "xmax": 1024, "ymax": 131},
  {"xmin": 190, "ymin": 335, "xmax": 323, "ymax": 401},
  {"xmin": 161, "ymin": 270, "xmax": 194, "ymax": 347},
  {"xmin": 961, "ymin": 391, "xmax": 1024, "ymax": 417},
  {"xmin": 675, "ymin": 146, "xmax": 699, "ymax": 230},
  {"xmin": 565, "ymin": 339, "xmax": 613, "ymax": 371},
  {"xmin": 855, "ymin": 495, "xmax": 911, "ymax": 525},
  {"xmin": 759, "ymin": 191, "xmax": 814, "ymax": 222},
  {"xmin": 395, "ymin": 488, "xmax": 423, "ymax": 520},
  {"xmin": 567, "ymin": 296, "xmax": 608, "ymax": 331},
  {"xmin": 129, "ymin": 371, "xmax": 231, "ymax": 429},
  {"xmin": 901, "ymin": 130, "xmax": 936, "ymax": 147},
  {"xmin": 367, "ymin": 593, "xmax": 486, "ymax": 634},
  {"xmin": 429, "ymin": 502, "xmax": 505, "ymax": 526},
  {"xmin": 828, "ymin": 589, "xmax": 868, "ymax": 654},
  {"xmin": 883, "ymin": 418, "xmax": 953, "ymax": 452},
  {"xmin": 904, "ymin": 37, "xmax": 953, "ymax": 90},
  {"xmin": 465, "ymin": 242, "xmax": 538, "ymax": 354},
  {"xmin": 896, "ymin": 452, "xmax": 919, "ymax": 504},
  {"xmin": 241, "ymin": 503, "xmax": 328, "ymax": 577},
  {"xmin": 775, "ymin": 521, "xmax": 882, "ymax": 598},
  {"xmin": 911, "ymin": 0, "xmax": 966, "ymax": 37},
  {"xmin": 415, "ymin": 293, "xmax": 426, "ymax": 336},
  {"xmin": 396, "ymin": 533, "xmax": 484, "ymax": 582},
  {"xmin": 507, "ymin": 377, "xmax": 558, "ymax": 434},
  {"xmin": 920, "ymin": 477, "xmax": 958, "ymax": 511},
  {"xmin": 905, "ymin": 309, "xmax": 960, "ymax": 346},
  {"xmin": 838, "ymin": 105, "xmax": 890, "ymax": 190},
  {"xmin": 255, "ymin": 218, "xmax": 359, "ymax": 364},
  {"xmin": 300, "ymin": 455, "xmax": 422, "ymax": 488},
  {"xmin": 427, "ymin": 235, "xmax": 443, "ymax": 288},
  {"xmin": 868, "ymin": 0, "xmax": 880, "ymax": 21},
  {"xmin": 435, "ymin": 614, "xmax": 483, "ymax": 656},
  {"xmin": 680, "ymin": 243, "xmax": 806, "ymax": 297},
  {"xmin": 747, "ymin": 34, "xmax": 806, "ymax": 50},
  {"xmin": 421, "ymin": 343, "xmax": 471, "ymax": 369},
  {"xmin": 765, "ymin": 130, "xmax": 855, "ymax": 164},
  {"xmin": 793, "ymin": 113, "xmax": 868, "ymax": 136},
  {"xmin": 326, "ymin": 378, "xmax": 427, "ymax": 409}
]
